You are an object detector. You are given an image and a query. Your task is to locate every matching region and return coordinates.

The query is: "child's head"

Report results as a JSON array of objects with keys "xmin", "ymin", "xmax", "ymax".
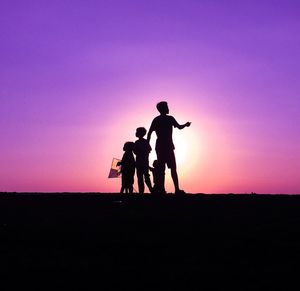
[
  {"xmin": 156, "ymin": 101, "xmax": 169, "ymax": 115},
  {"xmin": 135, "ymin": 127, "xmax": 147, "ymax": 138},
  {"xmin": 123, "ymin": 142, "xmax": 134, "ymax": 152},
  {"xmin": 152, "ymin": 160, "xmax": 158, "ymax": 168}
]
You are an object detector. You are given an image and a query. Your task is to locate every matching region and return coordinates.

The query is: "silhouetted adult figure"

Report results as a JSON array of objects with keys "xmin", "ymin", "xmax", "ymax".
[{"xmin": 147, "ymin": 101, "xmax": 191, "ymax": 195}]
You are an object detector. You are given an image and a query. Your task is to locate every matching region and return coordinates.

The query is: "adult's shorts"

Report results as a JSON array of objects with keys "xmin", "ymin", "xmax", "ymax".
[{"xmin": 156, "ymin": 149, "xmax": 177, "ymax": 169}]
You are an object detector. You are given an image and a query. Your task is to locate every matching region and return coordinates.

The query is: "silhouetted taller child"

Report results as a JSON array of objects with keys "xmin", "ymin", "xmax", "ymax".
[
  {"xmin": 134, "ymin": 127, "xmax": 153, "ymax": 194},
  {"xmin": 147, "ymin": 101, "xmax": 191, "ymax": 195},
  {"xmin": 117, "ymin": 142, "xmax": 135, "ymax": 194}
]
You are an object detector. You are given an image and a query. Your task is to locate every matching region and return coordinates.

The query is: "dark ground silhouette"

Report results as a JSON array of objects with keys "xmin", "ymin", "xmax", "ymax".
[{"xmin": 1, "ymin": 193, "xmax": 299, "ymax": 288}]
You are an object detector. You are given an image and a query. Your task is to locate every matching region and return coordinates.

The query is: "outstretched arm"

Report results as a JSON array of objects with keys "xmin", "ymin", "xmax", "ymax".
[
  {"xmin": 173, "ymin": 118, "xmax": 191, "ymax": 130},
  {"xmin": 178, "ymin": 122, "xmax": 191, "ymax": 129}
]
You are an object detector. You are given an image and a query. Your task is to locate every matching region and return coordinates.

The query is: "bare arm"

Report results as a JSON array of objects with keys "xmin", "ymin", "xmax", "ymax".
[
  {"xmin": 147, "ymin": 121, "xmax": 154, "ymax": 143},
  {"xmin": 177, "ymin": 122, "xmax": 191, "ymax": 129},
  {"xmin": 173, "ymin": 117, "xmax": 191, "ymax": 130}
]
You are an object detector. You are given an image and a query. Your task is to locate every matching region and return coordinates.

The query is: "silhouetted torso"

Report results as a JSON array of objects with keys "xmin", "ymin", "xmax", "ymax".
[
  {"xmin": 134, "ymin": 138, "xmax": 152, "ymax": 167},
  {"xmin": 120, "ymin": 151, "xmax": 135, "ymax": 184},
  {"xmin": 149, "ymin": 115, "xmax": 178, "ymax": 151}
]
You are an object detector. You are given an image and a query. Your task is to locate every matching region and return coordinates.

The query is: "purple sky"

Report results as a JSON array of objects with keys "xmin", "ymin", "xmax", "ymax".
[{"xmin": 1, "ymin": 1, "xmax": 300, "ymax": 193}]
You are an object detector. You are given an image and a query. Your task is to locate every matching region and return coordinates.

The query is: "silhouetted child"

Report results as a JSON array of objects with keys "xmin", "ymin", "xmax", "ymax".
[
  {"xmin": 149, "ymin": 160, "xmax": 159, "ymax": 193},
  {"xmin": 133, "ymin": 127, "xmax": 153, "ymax": 194},
  {"xmin": 117, "ymin": 142, "xmax": 135, "ymax": 194}
]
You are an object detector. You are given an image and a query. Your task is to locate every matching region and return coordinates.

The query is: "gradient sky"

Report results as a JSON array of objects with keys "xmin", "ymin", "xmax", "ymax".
[{"xmin": 1, "ymin": 0, "xmax": 299, "ymax": 193}]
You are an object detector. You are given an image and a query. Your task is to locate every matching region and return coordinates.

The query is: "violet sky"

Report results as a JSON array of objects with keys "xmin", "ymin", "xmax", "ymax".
[{"xmin": 1, "ymin": 0, "xmax": 299, "ymax": 193}]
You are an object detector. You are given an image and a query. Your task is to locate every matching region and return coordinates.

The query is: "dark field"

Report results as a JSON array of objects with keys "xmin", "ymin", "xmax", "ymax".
[{"xmin": 1, "ymin": 193, "xmax": 300, "ymax": 288}]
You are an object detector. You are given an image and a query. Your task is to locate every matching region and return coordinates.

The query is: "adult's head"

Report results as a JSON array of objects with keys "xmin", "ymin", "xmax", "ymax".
[
  {"xmin": 156, "ymin": 101, "xmax": 169, "ymax": 115},
  {"xmin": 135, "ymin": 127, "xmax": 147, "ymax": 138}
]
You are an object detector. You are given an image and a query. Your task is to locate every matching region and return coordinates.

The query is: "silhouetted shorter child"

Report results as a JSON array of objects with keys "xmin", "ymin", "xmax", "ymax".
[
  {"xmin": 117, "ymin": 142, "xmax": 135, "ymax": 194},
  {"xmin": 149, "ymin": 160, "xmax": 159, "ymax": 193},
  {"xmin": 134, "ymin": 127, "xmax": 152, "ymax": 194}
]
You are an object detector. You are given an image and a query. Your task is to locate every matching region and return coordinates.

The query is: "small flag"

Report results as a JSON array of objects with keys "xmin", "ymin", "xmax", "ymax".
[{"xmin": 108, "ymin": 158, "xmax": 121, "ymax": 178}]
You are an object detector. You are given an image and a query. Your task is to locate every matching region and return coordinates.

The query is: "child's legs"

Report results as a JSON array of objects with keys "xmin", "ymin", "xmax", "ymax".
[
  {"xmin": 136, "ymin": 167, "xmax": 145, "ymax": 193},
  {"xmin": 122, "ymin": 174, "xmax": 133, "ymax": 194},
  {"xmin": 144, "ymin": 168, "xmax": 152, "ymax": 192},
  {"xmin": 121, "ymin": 176, "xmax": 126, "ymax": 193}
]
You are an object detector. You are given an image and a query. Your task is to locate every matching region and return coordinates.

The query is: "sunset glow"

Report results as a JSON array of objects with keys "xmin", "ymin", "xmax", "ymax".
[{"xmin": 1, "ymin": 1, "xmax": 300, "ymax": 193}]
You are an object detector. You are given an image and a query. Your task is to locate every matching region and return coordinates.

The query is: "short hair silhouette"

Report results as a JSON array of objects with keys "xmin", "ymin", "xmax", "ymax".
[
  {"xmin": 156, "ymin": 101, "xmax": 169, "ymax": 114},
  {"xmin": 123, "ymin": 142, "xmax": 134, "ymax": 151},
  {"xmin": 135, "ymin": 127, "xmax": 147, "ymax": 138}
]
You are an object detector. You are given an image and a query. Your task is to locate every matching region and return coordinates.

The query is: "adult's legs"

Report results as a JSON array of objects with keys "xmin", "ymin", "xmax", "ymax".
[
  {"xmin": 171, "ymin": 167, "xmax": 180, "ymax": 192},
  {"xmin": 171, "ymin": 167, "xmax": 185, "ymax": 194},
  {"xmin": 157, "ymin": 161, "xmax": 166, "ymax": 193},
  {"xmin": 168, "ymin": 150, "xmax": 184, "ymax": 194},
  {"xmin": 156, "ymin": 150, "xmax": 167, "ymax": 194}
]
